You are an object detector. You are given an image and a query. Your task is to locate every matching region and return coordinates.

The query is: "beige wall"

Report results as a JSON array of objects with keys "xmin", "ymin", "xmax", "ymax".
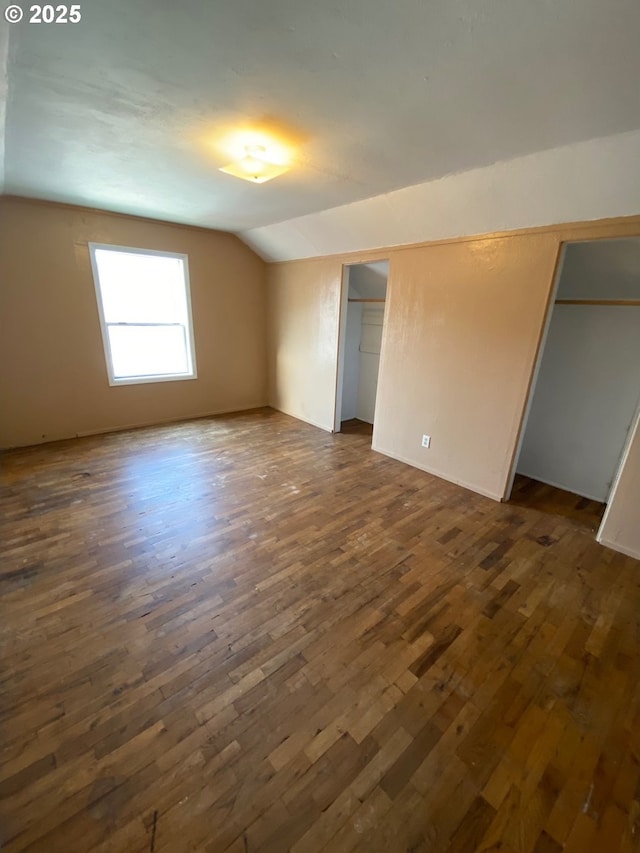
[
  {"xmin": 374, "ymin": 234, "xmax": 559, "ymax": 499},
  {"xmin": 598, "ymin": 409, "xmax": 640, "ymax": 560},
  {"xmin": 266, "ymin": 258, "xmax": 342, "ymax": 430},
  {"xmin": 0, "ymin": 198, "xmax": 267, "ymax": 447},
  {"xmin": 267, "ymin": 234, "xmax": 559, "ymax": 499},
  {"xmin": 266, "ymin": 217, "xmax": 640, "ymax": 555},
  {"xmin": 2, "ymin": 198, "xmax": 637, "ymax": 557}
]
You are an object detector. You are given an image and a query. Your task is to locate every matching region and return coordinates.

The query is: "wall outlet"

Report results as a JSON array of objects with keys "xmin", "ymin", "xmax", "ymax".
[{"xmin": 421, "ymin": 434, "xmax": 431, "ymax": 448}]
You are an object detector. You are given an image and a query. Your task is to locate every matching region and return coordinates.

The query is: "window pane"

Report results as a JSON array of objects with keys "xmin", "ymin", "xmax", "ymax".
[
  {"xmin": 94, "ymin": 250, "xmax": 188, "ymax": 325},
  {"xmin": 108, "ymin": 325, "xmax": 190, "ymax": 378},
  {"xmin": 91, "ymin": 245, "xmax": 197, "ymax": 384}
]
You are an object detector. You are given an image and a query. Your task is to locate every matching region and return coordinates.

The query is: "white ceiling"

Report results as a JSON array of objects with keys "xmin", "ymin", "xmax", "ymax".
[
  {"xmin": 2, "ymin": 0, "xmax": 639, "ymax": 233},
  {"xmin": 242, "ymin": 131, "xmax": 640, "ymax": 261}
]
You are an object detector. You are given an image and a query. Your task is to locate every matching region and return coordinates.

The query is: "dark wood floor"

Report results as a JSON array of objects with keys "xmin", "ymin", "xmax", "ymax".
[
  {"xmin": 1, "ymin": 409, "xmax": 638, "ymax": 852},
  {"xmin": 510, "ymin": 475, "xmax": 606, "ymax": 533},
  {"xmin": 340, "ymin": 419, "xmax": 374, "ymax": 437}
]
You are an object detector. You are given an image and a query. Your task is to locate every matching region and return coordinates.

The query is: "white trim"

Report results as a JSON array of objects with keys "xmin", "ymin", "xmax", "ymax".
[
  {"xmin": 596, "ymin": 539, "xmax": 640, "ymax": 561},
  {"xmin": 596, "ymin": 402, "xmax": 640, "ymax": 554},
  {"xmin": 334, "ymin": 261, "xmax": 389, "ymax": 434},
  {"xmin": 97, "ymin": 371, "xmax": 198, "ymax": 388},
  {"xmin": 72, "ymin": 403, "xmax": 268, "ymax": 438},
  {"xmin": 514, "ymin": 470, "xmax": 605, "ymax": 505},
  {"xmin": 371, "ymin": 263, "xmax": 391, "ymax": 447},
  {"xmin": 267, "ymin": 404, "xmax": 333, "ymax": 434},
  {"xmin": 504, "ymin": 243, "xmax": 566, "ymax": 500},
  {"xmin": 333, "ymin": 265, "xmax": 351, "ymax": 433},
  {"xmin": 88, "ymin": 242, "xmax": 198, "ymax": 386},
  {"xmin": 0, "ymin": 403, "xmax": 270, "ymax": 449},
  {"xmin": 89, "ymin": 241, "xmax": 192, "ymax": 259},
  {"xmin": 371, "ymin": 443, "xmax": 503, "ymax": 502}
]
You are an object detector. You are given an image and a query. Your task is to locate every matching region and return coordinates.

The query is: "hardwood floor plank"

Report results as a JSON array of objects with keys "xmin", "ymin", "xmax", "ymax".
[{"xmin": 1, "ymin": 408, "xmax": 638, "ymax": 851}]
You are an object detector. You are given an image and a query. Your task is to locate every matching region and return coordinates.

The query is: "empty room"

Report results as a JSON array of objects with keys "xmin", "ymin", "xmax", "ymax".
[{"xmin": 1, "ymin": 2, "xmax": 639, "ymax": 852}]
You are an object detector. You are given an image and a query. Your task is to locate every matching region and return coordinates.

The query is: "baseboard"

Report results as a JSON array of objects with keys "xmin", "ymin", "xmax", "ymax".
[
  {"xmin": 75, "ymin": 403, "xmax": 270, "ymax": 439},
  {"xmin": 267, "ymin": 404, "xmax": 333, "ymax": 434},
  {"xmin": 515, "ymin": 469, "xmax": 605, "ymax": 504},
  {"xmin": 596, "ymin": 537, "xmax": 640, "ymax": 561},
  {"xmin": 371, "ymin": 443, "xmax": 503, "ymax": 502},
  {"xmin": 2, "ymin": 403, "xmax": 270, "ymax": 449}
]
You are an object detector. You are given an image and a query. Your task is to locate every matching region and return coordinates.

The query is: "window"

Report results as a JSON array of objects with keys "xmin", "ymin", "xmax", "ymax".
[{"xmin": 89, "ymin": 244, "xmax": 197, "ymax": 385}]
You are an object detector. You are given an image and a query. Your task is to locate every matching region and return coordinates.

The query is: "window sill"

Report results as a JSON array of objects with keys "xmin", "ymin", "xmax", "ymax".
[{"xmin": 108, "ymin": 372, "xmax": 198, "ymax": 387}]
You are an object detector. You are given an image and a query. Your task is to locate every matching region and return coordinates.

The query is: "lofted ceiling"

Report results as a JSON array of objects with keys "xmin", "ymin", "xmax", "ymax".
[{"xmin": 1, "ymin": 0, "xmax": 639, "ymax": 233}]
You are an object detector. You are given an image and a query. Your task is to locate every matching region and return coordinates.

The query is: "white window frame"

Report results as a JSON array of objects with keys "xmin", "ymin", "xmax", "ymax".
[{"xmin": 88, "ymin": 243, "xmax": 198, "ymax": 387}]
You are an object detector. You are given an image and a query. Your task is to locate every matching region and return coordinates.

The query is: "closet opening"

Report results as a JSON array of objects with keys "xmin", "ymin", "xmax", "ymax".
[
  {"xmin": 507, "ymin": 237, "xmax": 640, "ymax": 536},
  {"xmin": 334, "ymin": 261, "xmax": 389, "ymax": 442}
]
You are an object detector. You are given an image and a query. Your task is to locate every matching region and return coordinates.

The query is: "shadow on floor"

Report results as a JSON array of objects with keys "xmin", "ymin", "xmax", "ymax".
[
  {"xmin": 509, "ymin": 474, "xmax": 605, "ymax": 532},
  {"xmin": 340, "ymin": 419, "xmax": 374, "ymax": 437}
]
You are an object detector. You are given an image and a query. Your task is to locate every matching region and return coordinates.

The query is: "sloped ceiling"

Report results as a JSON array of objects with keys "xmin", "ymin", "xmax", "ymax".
[
  {"xmin": 559, "ymin": 238, "xmax": 640, "ymax": 299},
  {"xmin": 2, "ymin": 0, "xmax": 639, "ymax": 237},
  {"xmin": 348, "ymin": 262, "xmax": 389, "ymax": 299},
  {"xmin": 242, "ymin": 130, "xmax": 640, "ymax": 260}
]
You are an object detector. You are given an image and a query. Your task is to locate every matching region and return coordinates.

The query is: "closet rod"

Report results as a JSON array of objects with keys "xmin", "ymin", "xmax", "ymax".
[
  {"xmin": 348, "ymin": 298, "xmax": 386, "ymax": 303},
  {"xmin": 555, "ymin": 299, "xmax": 640, "ymax": 306}
]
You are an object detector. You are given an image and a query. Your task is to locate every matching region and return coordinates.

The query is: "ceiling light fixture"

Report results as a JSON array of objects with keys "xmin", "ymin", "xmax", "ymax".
[{"xmin": 219, "ymin": 144, "xmax": 291, "ymax": 184}]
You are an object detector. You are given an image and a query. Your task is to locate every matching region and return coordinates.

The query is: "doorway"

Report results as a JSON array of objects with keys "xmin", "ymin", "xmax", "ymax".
[
  {"xmin": 509, "ymin": 237, "xmax": 640, "ymax": 531},
  {"xmin": 334, "ymin": 261, "xmax": 389, "ymax": 439}
]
